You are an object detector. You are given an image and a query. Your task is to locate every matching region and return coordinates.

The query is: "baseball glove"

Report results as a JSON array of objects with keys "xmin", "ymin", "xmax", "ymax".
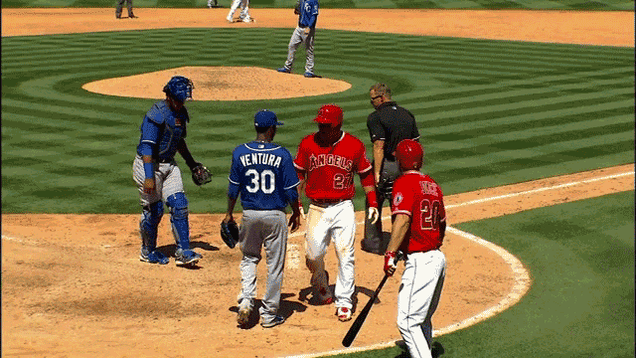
[
  {"xmin": 220, "ymin": 220, "xmax": 239, "ymax": 249},
  {"xmin": 191, "ymin": 164, "xmax": 212, "ymax": 186}
]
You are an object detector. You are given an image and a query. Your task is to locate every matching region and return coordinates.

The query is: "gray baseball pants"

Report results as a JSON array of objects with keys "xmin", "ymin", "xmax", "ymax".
[
  {"xmin": 115, "ymin": 0, "xmax": 134, "ymax": 17},
  {"xmin": 237, "ymin": 209, "xmax": 288, "ymax": 323},
  {"xmin": 283, "ymin": 26, "xmax": 315, "ymax": 74}
]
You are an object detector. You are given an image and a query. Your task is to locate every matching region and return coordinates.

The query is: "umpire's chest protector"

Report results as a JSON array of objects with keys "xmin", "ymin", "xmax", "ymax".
[{"xmin": 147, "ymin": 101, "xmax": 189, "ymax": 161}]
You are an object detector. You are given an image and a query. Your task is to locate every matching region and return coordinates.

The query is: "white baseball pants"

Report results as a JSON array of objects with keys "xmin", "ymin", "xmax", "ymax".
[
  {"xmin": 305, "ymin": 200, "xmax": 356, "ymax": 309},
  {"xmin": 397, "ymin": 250, "xmax": 446, "ymax": 358}
]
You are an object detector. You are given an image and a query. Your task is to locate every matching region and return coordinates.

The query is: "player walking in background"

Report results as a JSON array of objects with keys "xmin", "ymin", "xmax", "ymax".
[
  {"xmin": 224, "ymin": 110, "xmax": 302, "ymax": 328},
  {"xmin": 132, "ymin": 76, "xmax": 207, "ymax": 267},
  {"xmin": 277, "ymin": 0, "xmax": 320, "ymax": 78},
  {"xmin": 294, "ymin": 104, "xmax": 379, "ymax": 322},
  {"xmin": 226, "ymin": 0, "xmax": 253, "ymax": 23},
  {"xmin": 363, "ymin": 83, "xmax": 420, "ymax": 255},
  {"xmin": 207, "ymin": 0, "xmax": 220, "ymax": 8},
  {"xmin": 384, "ymin": 139, "xmax": 446, "ymax": 358},
  {"xmin": 115, "ymin": 0, "xmax": 136, "ymax": 19}
]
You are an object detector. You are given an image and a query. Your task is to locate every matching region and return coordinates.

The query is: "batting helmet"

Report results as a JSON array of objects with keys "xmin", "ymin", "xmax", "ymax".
[
  {"xmin": 163, "ymin": 76, "xmax": 194, "ymax": 103},
  {"xmin": 314, "ymin": 104, "xmax": 343, "ymax": 127},
  {"xmin": 395, "ymin": 139, "xmax": 424, "ymax": 171}
]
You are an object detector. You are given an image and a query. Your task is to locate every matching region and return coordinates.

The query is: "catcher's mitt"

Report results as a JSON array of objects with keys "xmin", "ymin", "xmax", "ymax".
[
  {"xmin": 220, "ymin": 220, "xmax": 239, "ymax": 249},
  {"xmin": 191, "ymin": 164, "xmax": 212, "ymax": 186}
]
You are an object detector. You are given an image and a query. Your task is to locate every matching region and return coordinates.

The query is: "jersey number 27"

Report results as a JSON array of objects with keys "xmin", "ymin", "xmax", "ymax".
[{"xmin": 245, "ymin": 169, "xmax": 275, "ymax": 194}]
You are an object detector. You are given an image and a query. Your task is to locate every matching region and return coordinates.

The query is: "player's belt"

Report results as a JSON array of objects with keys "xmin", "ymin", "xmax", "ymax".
[
  {"xmin": 311, "ymin": 198, "xmax": 346, "ymax": 207},
  {"xmin": 155, "ymin": 157, "xmax": 173, "ymax": 163}
]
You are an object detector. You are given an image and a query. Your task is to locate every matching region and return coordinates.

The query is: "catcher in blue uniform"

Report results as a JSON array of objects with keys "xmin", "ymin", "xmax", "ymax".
[{"xmin": 132, "ymin": 75, "xmax": 211, "ymax": 266}]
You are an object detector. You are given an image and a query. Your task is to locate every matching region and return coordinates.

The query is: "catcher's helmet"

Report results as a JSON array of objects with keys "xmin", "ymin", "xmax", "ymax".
[
  {"xmin": 395, "ymin": 139, "xmax": 424, "ymax": 171},
  {"xmin": 163, "ymin": 76, "xmax": 194, "ymax": 103},
  {"xmin": 314, "ymin": 104, "xmax": 343, "ymax": 127}
]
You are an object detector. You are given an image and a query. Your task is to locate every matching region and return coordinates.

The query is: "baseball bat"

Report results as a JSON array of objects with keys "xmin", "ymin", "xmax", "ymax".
[{"xmin": 342, "ymin": 273, "xmax": 390, "ymax": 347}]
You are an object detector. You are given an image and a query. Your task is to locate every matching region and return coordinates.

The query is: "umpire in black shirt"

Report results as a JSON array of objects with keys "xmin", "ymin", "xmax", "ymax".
[{"xmin": 362, "ymin": 83, "xmax": 420, "ymax": 255}]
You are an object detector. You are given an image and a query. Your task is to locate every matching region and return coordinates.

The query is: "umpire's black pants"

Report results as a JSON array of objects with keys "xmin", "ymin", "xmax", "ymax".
[{"xmin": 362, "ymin": 159, "xmax": 400, "ymax": 255}]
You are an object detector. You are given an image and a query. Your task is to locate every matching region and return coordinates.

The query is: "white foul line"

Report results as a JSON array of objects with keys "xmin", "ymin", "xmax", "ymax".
[{"xmin": 446, "ymin": 171, "xmax": 634, "ymax": 209}]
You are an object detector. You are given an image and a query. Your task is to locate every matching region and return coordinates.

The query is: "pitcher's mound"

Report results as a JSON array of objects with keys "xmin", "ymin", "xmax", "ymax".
[{"xmin": 82, "ymin": 66, "xmax": 352, "ymax": 101}]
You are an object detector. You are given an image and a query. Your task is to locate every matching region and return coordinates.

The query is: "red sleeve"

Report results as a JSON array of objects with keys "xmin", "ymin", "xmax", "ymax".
[
  {"xmin": 391, "ymin": 176, "xmax": 414, "ymax": 217},
  {"xmin": 294, "ymin": 137, "xmax": 308, "ymax": 171}
]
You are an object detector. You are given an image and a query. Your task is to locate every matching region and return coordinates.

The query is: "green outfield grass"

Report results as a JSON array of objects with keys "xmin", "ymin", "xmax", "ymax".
[
  {"xmin": 1, "ymin": 0, "xmax": 633, "ymax": 10},
  {"xmin": 1, "ymin": 28, "xmax": 633, "ymax": 213},
  {"xmin": 331, "ymin": 191, "xmax": 635, "ymax": 358}
]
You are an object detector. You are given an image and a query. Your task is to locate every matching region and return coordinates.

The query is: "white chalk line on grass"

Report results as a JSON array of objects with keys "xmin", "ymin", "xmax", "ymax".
[
  {"xmin": 281, "ymin": 169, "xmax": 634, "ymax": 358},
  {"xmin": 446, "ymin": 171, "xmax": 634, "ymax": 209}
]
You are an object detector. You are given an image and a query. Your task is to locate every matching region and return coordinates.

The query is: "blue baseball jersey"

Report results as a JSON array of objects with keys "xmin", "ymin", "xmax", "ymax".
[
  {"xmin": 228, "ymin": 141, "xmax": 300, "ymax": 211},
  {"xmin": 298, "ymin": 0, "xmax": 319, "ymax": 28},
  {"xmin": 136, "ymin": 100, "xmax": 189, "ymax": 162}
]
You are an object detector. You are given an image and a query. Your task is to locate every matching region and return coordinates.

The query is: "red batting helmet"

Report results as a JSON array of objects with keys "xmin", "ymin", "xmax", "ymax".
[
  {"xmin": 313, "ymin": 104, "xmax": 343, "ymax": 127},
  {"xmin": 395, "ymin": 139, "xmax": 424, "ymax": 171}
]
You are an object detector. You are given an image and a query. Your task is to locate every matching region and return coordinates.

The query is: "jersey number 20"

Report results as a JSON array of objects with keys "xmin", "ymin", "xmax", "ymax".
[
  {"xmin": 245, "ymin": 169, "xmax": 275, "ymax": 194},
  {"xmin": 420, "ymin": 199, "xmax": 441, "ymax": 230}
]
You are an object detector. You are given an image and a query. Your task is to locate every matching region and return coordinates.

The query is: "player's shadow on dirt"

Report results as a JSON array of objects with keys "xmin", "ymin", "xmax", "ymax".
[
  {"xmin": 155, "ymin": 241, "xmax": 218, "ymax": 270},
  {"xmin": 229, "ymin": 293, "xmax": 307, "ymax": 329},
  {"xmin": 297, "ymin": 282, "xmax": 382, "ymax": 311}
]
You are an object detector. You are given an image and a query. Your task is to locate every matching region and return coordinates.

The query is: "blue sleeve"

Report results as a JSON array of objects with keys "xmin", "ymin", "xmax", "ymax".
[
  {"xmin": 307, "ymin": 0, "xmax": 318, "ymax": 28},
  {"xmin": 228, "ymin": 182, "xmax": 240, "ymax": 200},
  {"xmin": 285, "ymin": 187, "xmax": 299, "ymax": 204},
  {"xmin": 281, "ymin": 149, "xmax": 300, "ymax": 204},
  {"xmin": 227, "ymin": 148, "xmax": 242, "ymax": 200},
  {"xmin": 139, "ymin": 115, "xmax": 161, "ymax": 156}
]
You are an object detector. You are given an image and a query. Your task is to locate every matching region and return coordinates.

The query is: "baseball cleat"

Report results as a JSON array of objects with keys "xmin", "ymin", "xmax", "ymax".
[
  {"xmin": 312, "ymin": 270, "xmax": 333, "ymax": 304},
  {"xmin": 175, "ymin": 249, "xmax": 202, "ymax": 266},
  {"xmin": 304, "ymin": 72, "xmax": 321, "ymax": 78},
  {"xmin": 241, "ymin": 17, "xmax": 254, "ymax": 23},
  {"xmin": 336, "ymin": 307, "xmax": 352, "ymax": 322},
  {"xmin": 237, "ymin": 306, "xmax": 252, "ymax": 327},
  {"xmin": 277, "ymin": 67, "xmax": 291, "ymax": 73},
  {"xmin": 226, "ymin": 15, "xmax": 233, "ymax": 23},
  {"xmin": 318, "ymin": 287, "xmax": 334, "ymax": 305},
  {"xmin": 260, "ymin": 315, "xmax": 285, "ymax": 328},
  {"xmin": 431, "ymin": 341, "xmax": 445, "ymax": 358},
  {"xmin": 139, "ymin": 249, "xmax": 169, "ymax": 265}
]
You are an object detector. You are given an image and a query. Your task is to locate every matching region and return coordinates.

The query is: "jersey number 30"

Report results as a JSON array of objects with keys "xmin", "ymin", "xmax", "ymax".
[{"xmin": 245, "ymin": 169, "xmax": 275, "ymax": 194}]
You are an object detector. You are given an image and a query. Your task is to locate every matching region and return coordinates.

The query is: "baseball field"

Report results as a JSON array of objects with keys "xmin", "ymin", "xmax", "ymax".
[{"xmin": 1, "ymin": 1, "xmax": 634, "ymax": 357}]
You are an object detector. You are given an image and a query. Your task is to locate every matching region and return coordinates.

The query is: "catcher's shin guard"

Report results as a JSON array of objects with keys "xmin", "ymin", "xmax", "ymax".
[
  {"xmin": 140, "ymin": 201, "xmax": 164, "ymax": 250},
  {"xmin": 167, "ymin": 192, "xmax": 190, "ymax": 249}
]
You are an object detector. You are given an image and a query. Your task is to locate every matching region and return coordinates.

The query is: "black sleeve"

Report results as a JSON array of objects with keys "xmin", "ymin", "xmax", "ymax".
[{"xmin": 367, "ymin": 113, "xmax": 385, "ymax": 143}]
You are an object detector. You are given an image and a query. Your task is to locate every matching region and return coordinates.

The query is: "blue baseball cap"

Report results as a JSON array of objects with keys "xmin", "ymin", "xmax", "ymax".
[{"xmin": 254, "ymin": 110, "xmax": 284, "ymax": 127}]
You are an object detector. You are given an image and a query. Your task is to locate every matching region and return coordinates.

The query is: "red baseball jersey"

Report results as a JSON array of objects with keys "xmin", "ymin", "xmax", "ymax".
[
  {"xmin": 391, "ymin": 171, "xmax": 446, "ymax": 253},
  {"xmin": 294, "ymin": 132, "xmax": 372, "ymax": 201}
]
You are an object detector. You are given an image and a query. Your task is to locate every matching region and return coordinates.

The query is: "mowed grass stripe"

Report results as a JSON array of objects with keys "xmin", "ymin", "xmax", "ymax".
[
  {"xmin": 421, "ymin": 100, "xmax": 633, "ymax": 133},
  {"xmin": 2, "ymin": 28, "xmax": 633, "ymax": 213},
  {"xmin": 427, "ymin": 114, "xmax": 633, "ymax": 151}
]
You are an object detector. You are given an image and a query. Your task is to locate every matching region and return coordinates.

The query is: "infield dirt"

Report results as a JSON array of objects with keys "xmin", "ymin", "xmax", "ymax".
[{"xmin": 1, "ymin": 8, "xmax": 634, "ymax": 358}]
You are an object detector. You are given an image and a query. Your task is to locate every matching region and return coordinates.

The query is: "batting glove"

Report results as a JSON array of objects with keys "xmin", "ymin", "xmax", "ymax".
[
  {"xmin": 299, "ymin": 202, "xmax": 306, "ymax": 220},
  {"xmin": 384, "ymin": 251, "xmax": 398, "ymax": 277},
  {"xmin": 367, "ymin": 207, "xmax": 379, "ymax": 225}
]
